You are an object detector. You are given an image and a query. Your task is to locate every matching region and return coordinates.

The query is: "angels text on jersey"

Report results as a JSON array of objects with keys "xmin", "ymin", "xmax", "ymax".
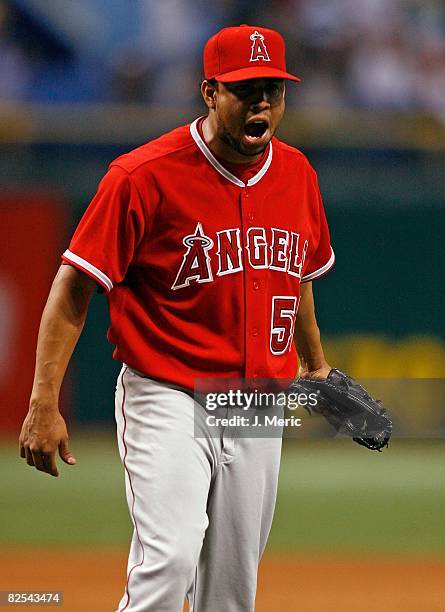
[{"xmin": 172, "ymin": 222, "xmax": 308, "ymax": 290}]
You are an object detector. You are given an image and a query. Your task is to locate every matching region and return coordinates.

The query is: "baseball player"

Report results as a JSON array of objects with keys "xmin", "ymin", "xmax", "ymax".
[{"xmin": 19, "ymin": 25, "xmax": 334, "ymax": 611}]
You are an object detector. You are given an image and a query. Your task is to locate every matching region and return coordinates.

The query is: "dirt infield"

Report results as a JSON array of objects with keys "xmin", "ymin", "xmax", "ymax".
[{"xmin": 1, "ymin": 549, "xmax": 444, "ymax": 611}]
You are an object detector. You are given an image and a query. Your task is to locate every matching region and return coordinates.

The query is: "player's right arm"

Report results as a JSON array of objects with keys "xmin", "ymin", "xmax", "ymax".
[{"xmin": 19, "ymin": 264, "xmax": 96, "ymax": 477}]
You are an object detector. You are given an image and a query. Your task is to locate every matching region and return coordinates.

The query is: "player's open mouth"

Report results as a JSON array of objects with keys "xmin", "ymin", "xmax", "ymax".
[{"xmin": 243, "ymin": 120, "xmax": 269, "ymax": 143}]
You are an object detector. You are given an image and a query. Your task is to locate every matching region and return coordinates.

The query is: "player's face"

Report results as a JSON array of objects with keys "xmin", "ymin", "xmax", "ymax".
[{"xmin": 205, "ymin": 78, "xmax": 285, "ymax": 159}]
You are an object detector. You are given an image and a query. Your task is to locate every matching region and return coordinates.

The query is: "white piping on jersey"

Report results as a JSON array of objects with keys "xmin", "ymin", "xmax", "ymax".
[
  {"xmin": 301, "ymin": 247, "xmax": 335, "ymax": 282},
  {"xmin": 190, "ymin": 117, "xmax": 273, "ymax": 188},
  {"xmin": 63, "ymin": 249, "xmax": 113, "ymax": 292}
]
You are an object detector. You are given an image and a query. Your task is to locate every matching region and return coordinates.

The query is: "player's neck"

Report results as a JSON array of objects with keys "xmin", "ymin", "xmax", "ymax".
[{"xmin": 201, "ymin": 116, "xmax": 264, "ymax": 165}]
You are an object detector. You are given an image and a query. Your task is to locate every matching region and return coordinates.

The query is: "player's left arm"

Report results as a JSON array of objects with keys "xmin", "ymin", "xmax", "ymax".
[{"xmin": 294, "ymin": 281, "xmax": 331, "ymax": 380}]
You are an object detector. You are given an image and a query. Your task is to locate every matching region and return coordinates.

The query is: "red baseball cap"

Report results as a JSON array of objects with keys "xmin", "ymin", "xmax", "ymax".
[{"xmin": 204, "ymin": 24, "xmax": 300, "ymax": 83}]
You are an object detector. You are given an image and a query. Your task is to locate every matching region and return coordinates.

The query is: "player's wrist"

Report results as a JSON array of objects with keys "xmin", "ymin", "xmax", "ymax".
[
  {"xmin": 298, "ymin": 360, "xmax": 331, "ymax": 380},
  {"xmin": 29, "ymin": 392, "xmax": 60, "ymax": 414}
]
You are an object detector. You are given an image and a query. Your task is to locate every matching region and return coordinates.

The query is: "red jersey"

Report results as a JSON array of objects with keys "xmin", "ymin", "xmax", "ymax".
[{"xmin": 62, "ymin": 118, "xmax": 334, "ymax": 390}]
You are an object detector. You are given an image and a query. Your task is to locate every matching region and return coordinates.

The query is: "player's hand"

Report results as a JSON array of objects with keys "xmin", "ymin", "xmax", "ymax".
[
  {"xmin": 298, "ymin": 362, "xmax": 332, "ymax": 380},
  {"xmin": 19, "ymin": 404, "xmax": 76, "ymax": 477}
]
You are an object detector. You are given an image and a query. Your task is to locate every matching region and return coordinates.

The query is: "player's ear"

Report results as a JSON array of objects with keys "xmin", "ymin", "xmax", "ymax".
[{"xmin": 201, "ymin": 79, "xmax": 218, "ymax": 110}]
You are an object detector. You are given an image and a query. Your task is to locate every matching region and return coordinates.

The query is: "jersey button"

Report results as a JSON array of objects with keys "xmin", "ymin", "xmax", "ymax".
[
  {"xmin": 252, "ymin": 327, "xmax": 259, "ymax": 336},
  {"xmin": 248, "ymin": 213, "xmax": 254, "ymax": 222},
  {"xmin": 253, "ymin": 280, "xmax": 260, "ymax": 290},
  {"xmin": 243, "ymin": 190, "xmax": 249, "ymax": 198}
]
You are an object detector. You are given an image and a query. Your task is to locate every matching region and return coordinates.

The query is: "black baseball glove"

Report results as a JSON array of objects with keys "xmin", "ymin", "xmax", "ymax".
[{"xmin": 289, "ymin": 369, "xmax": 392, "ymax": 451}]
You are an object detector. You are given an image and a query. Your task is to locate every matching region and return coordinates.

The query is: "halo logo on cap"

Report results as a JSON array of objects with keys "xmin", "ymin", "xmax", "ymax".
[{"xmin": 250, "ymin": 31, "xmax": 271, "ymax": 63}]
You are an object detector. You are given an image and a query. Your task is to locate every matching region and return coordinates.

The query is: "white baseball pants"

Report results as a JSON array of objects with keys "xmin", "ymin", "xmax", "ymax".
[{"xmin": 114, "ymin": 365, "xmax": 282, "ymax": 612}]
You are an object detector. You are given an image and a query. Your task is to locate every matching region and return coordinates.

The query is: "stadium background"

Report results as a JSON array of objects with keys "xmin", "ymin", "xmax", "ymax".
[{"xmin": 1, "ymin": 0, "xmax": 444, "ymax": 610}]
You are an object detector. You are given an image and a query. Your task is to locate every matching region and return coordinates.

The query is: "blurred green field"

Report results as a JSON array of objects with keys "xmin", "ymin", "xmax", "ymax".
[{"xmin": 2, "ymin": 435, "xmax": 444, "ymax": 554}]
